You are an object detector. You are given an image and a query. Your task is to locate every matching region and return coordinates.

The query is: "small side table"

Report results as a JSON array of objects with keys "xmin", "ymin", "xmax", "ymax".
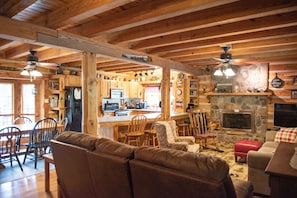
[
  {"xmin": 43, "ymin": 153, "xmax": 54, "ymax": 192},
  {"xmin": 265, "ymin": 142, "xmax": 297, "ymax": 198},
  {"xmin": 43, "ymin": 153, "xmax": 61, "ymax": 197}
]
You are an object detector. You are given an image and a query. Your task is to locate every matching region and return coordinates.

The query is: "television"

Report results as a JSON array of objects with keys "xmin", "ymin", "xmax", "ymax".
[{"xmin": 274, "ymin": 103, "xmax": 297, "ymax": 127}]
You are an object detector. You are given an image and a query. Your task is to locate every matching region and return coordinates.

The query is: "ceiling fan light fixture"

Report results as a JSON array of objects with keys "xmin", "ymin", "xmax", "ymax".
[
  {"xmin": 224, "ymin": 67, "xmax": 235, "ymax": 77},
  {"xmin": 214, "ymin": 68, "xmax": 223, "ymax": 76},
  {"xmin": 31, "ymin": 70, "xmax": 42, "ymax": 77},
  {"xmin": 20, "ymin": 69, "xmax": 30, "ymax": 76}
]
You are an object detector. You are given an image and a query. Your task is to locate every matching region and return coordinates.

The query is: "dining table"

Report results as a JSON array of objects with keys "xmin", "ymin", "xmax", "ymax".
[{"xmin": 0, "ymin": 122, "xmax": 64, "ymax": 169}]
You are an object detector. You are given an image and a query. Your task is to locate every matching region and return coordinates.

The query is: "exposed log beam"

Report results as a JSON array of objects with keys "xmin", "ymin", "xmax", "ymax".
[
  {"xmin": 0, "ymin": 16, "xmax": 200, "ymax": 75},
  {"xmin": 150, "ymin": 26, "xmax": 297, "ymax": 54},
  {"xmin": 131, "ymin": 11, "xmax": 297, "ymax": 49},
  {"xmin": 47, "ymin": 0, "xmax": 136, "ymax": 29},
  {"xmin": 111, "ymin": 0, "xmax": 297, "ymax": 43},
  {"xmin": 163, "ymin": 36, "xmax": 297, "ymax": 59},
  {"xmin": 68, "ymin": 0, "xmax": 236, "ymax": 37}
]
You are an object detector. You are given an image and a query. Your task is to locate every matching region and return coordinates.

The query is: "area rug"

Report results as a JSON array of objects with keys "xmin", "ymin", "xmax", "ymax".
[
  {"xmin": 0, "ymin": 155, "xmax": 55, "ymax": 184},
  {"xmin": 200, "ymin": 142, "xmax": 248, "ymax": 181}
]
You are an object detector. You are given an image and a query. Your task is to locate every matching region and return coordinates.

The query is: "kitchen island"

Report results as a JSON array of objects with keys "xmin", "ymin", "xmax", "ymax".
[{"xmin": 98, "ymin": 112, "xmax": 189, "ymax": 141}]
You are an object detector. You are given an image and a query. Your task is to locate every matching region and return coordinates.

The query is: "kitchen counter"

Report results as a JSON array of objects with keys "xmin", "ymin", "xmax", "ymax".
[{"xmin": 98, "ymin": 112, "xmax": 189, "ymax": 140}]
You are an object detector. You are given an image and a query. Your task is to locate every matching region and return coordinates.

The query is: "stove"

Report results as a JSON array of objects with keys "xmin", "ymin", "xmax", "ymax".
[{"xmin": 115, "ymin": 110, "xmax": 130, "ymax": 116}]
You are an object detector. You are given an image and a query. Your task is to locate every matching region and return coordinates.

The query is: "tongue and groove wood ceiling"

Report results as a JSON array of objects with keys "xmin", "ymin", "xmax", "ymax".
[{"xmin": 0, "ymin": 0, "xmax": 297, "ymax": 75}]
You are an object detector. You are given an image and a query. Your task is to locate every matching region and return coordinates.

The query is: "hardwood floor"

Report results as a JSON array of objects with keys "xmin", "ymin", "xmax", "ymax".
[{"xmin": 0, "ymin": 169, "xmax": 58, "ymax": 198}]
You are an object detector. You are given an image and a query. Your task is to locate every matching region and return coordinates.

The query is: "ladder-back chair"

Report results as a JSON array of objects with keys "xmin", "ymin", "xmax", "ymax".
[
  {"xmin": 189, "ymin": 112, "xmax": 218, "ymax": 150},
  {"xmin": 0, "ymin": 126, "xmax": 23, "ymax": 171},
  {"xmin": 124, "ymin": 115, "xmax": 147, "ymax": 146}
]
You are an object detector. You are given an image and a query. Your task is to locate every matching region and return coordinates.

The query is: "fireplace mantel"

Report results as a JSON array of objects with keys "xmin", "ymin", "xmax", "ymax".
[
  {"xmin": 204, "ymin": 92, "xmax": 272, "ymax": 96},
  {"xmin": 204, "ymin": 92, "xmax": 272, "ymax": 103}
]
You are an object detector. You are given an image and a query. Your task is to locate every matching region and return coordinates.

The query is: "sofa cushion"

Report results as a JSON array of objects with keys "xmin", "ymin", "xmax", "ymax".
[
  {"xmin": 132, "ymin": 146, "xmax": 238, "ymax": 198},
  {"xmin": 55, "ymin": 131, "xmax": 97, "ymax": 151},
  {"xmin": 135, "ymin": 146, "xmax": 229, "ymax": 181},
  {"xmin": 94, "ymin": 138, "xmax": 135, "ymax": 159},
  {"xmin": 274, "ymin": 127, "xmax": 297, "ymax": 143}
]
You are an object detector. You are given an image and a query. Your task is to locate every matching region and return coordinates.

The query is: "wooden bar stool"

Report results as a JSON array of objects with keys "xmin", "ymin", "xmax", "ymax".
[{"xmin": 177, "ymin": 123, "xmax": 191, "ymax": 136}]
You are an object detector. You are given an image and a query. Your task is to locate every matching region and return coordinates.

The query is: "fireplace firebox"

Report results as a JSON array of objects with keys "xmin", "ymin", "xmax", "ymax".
[{"xmin": 221, "ymin": 111, "xmax": 255, "ymax": 133}]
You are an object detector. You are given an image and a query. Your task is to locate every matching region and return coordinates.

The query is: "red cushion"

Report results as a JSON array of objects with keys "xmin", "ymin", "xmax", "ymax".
[{"xmin": 234, "ymin": 140, "xmax": 262, "ymax": 155}]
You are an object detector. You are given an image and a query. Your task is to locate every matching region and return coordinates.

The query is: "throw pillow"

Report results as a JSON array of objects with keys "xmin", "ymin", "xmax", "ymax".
[{"xmin": 274, "ymin": 127, "xmax": 297, "ymax": 143}]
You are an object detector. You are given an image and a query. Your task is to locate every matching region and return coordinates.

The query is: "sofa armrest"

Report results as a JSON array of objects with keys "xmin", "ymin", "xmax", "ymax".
[
  {"xmin": 247, "ymin": 150, "xmax": 273, "ymax": 170},
  {"xmin": 167, "ymin": 142, "xmax": 188, "ymax": 151},
  {"xmin": 175, "ymin": 136, "xmax": 195, "ymax": 143},
  {"xmin": 265, "ymin": 130, "xmax": 277, "ymax": 142}
]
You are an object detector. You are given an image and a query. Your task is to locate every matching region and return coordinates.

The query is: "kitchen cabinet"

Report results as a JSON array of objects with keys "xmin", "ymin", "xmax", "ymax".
[
  {"xmin": 129, "ymin": 81, "xmax": 141, "ymax": 98},
  {"xmin": 98, "ymin": 79, "xmax": 111, "ymax": 98},
  {"xmin": 65, "ymin": 75, "xmax": 81, "ymax": 87}
]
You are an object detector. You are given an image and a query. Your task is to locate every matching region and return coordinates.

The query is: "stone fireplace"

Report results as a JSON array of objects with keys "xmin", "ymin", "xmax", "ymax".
[
  {"xmin": 208, "ymin": 63, "xmax": 269, "ymax": 143},
  {"xmin": 210, "ymin": 95, "xmax": 268, "ymax": 143}
]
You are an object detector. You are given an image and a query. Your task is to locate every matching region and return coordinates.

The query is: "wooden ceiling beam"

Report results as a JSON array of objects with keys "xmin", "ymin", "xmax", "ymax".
[
  {"xmin": 163, "ymin": 36, "xmax": 297, "ymax": 59},
  {"xmin": 5, "ymin": 43, "xmax": 48, "ymax": 59},
  {"xmin": 46, "ymin": 0, "xmax": 137, "ymax": 29},
  {"xmin": 151, "ymin": 26, "xmax": 297, "ymax": 54},
  {"xmin": 131, "ymin": 11, "xmax": 297, "ymax": 49},
  {"xmin": 177, "ymin": 44, "xmax": 297, "ymax": 63},
  {"xmin": 111, "ymin": 0, "xmax": 297, "ymax": 43},
  {"xmin": 67, "ymin": 0, "xmax": 236, "ymax": 37},
  {"xmin": 1, "ymin": 0, "xmax": 37, "ymax": 18},
  {"xmin": 44, "ymin": 53, "xmax": 82, "ymax": 64},
  {"xmin": 0, "ymin": 16, "xmax": 199, "ymax": 75}
]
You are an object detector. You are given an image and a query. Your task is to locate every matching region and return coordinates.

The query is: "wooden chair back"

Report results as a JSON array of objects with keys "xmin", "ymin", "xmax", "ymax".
[
  {"xmin": 13, "ymin": 116, "xmax": 32, "ymax": 124},
  {"xmin": 128, "ymin": 115, "xmax": 147, "ymax": 134},
  {"xmin": 0, "ymin": 126, "xmax": 23, "ymax": 171}
]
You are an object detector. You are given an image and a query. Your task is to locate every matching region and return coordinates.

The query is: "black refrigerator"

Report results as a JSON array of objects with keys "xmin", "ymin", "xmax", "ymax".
[{"xmin": 65, "ymin": 87, "xmax": 82, "ymax": 132}]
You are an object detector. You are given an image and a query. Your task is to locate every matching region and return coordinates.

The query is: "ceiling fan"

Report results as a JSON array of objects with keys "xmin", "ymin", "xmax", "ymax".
[
  {"xmin": 21, "ymin": 50, "xmax": 59, "ymax": 81},
  {"xmin": 213, "ymin": 45, "xmax": 236, "ymax": 78}
]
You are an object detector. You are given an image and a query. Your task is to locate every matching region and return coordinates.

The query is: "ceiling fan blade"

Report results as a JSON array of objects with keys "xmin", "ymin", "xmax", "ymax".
[
  {"xmin": 37, "ymin": 62, "xmax": 59, "ymax": 67},
  {"xmin": 213, "ymin": 57, "xmax": 225, "ymax": 62}
]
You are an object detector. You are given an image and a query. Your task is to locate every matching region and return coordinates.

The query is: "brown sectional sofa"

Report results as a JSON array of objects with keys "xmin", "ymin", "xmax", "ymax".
[{"xmin": 51, "ymin": 131, "xmax": 253, "ymax": 198}]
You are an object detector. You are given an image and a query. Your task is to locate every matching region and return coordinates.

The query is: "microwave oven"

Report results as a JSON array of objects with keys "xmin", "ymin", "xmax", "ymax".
[{"xmin": 110, "ymin": 89, "xmax": 124, "ymax": 98}]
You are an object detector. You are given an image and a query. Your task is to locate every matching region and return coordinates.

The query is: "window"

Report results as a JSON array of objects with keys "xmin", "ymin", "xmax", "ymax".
[
  {"xmin": 21, "ymin": 84, "xmax": 35, "ymax": 122},
  {"xmin": 144, "ymin": 86, "xmax": 174, "ymax": 110},
  {"xmin": 0, "ymin": 83, "xmax": 13, "ymax": 125},
  {"xmin": 144, "ymin": 86, "xmax": 161, "ymax": 108}
]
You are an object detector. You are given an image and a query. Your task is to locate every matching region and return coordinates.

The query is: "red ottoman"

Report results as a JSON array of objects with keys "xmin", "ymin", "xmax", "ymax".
[{"xmin": 234, "ymin": 140, "xmax": 262, "ymax": 162}]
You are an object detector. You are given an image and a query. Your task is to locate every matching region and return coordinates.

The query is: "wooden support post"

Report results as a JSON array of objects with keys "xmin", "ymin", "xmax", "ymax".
[
  {"xmin": 161, "ymin": 66, "xmax": 171, "ymax": 120},
  {"xmin": 82, "ymin": 52, "xmax": 98, "ymax": 135}
]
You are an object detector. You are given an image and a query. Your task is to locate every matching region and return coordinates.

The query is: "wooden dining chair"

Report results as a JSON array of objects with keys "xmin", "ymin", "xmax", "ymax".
[
  {"xmin": 143, "ymin": 114, "xmax": 162, "ymax": 147},
  {"xmin": 13, "ymin": 116, "xmax": 33, "ymax": 124},
  {"xmin": 0, "ymin": 126, "xmax": 23, "ymax": 171},
  {"xmin": 13, "ymin": 116, "xmax": 33, "ymax": 152},
  {"xmin": 124, "ymin": 115, "xmax": 147, "ymax": 146},
  {"xmin": 23, "ymin": 117, "xmax": 57, "ymax": 168}
]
